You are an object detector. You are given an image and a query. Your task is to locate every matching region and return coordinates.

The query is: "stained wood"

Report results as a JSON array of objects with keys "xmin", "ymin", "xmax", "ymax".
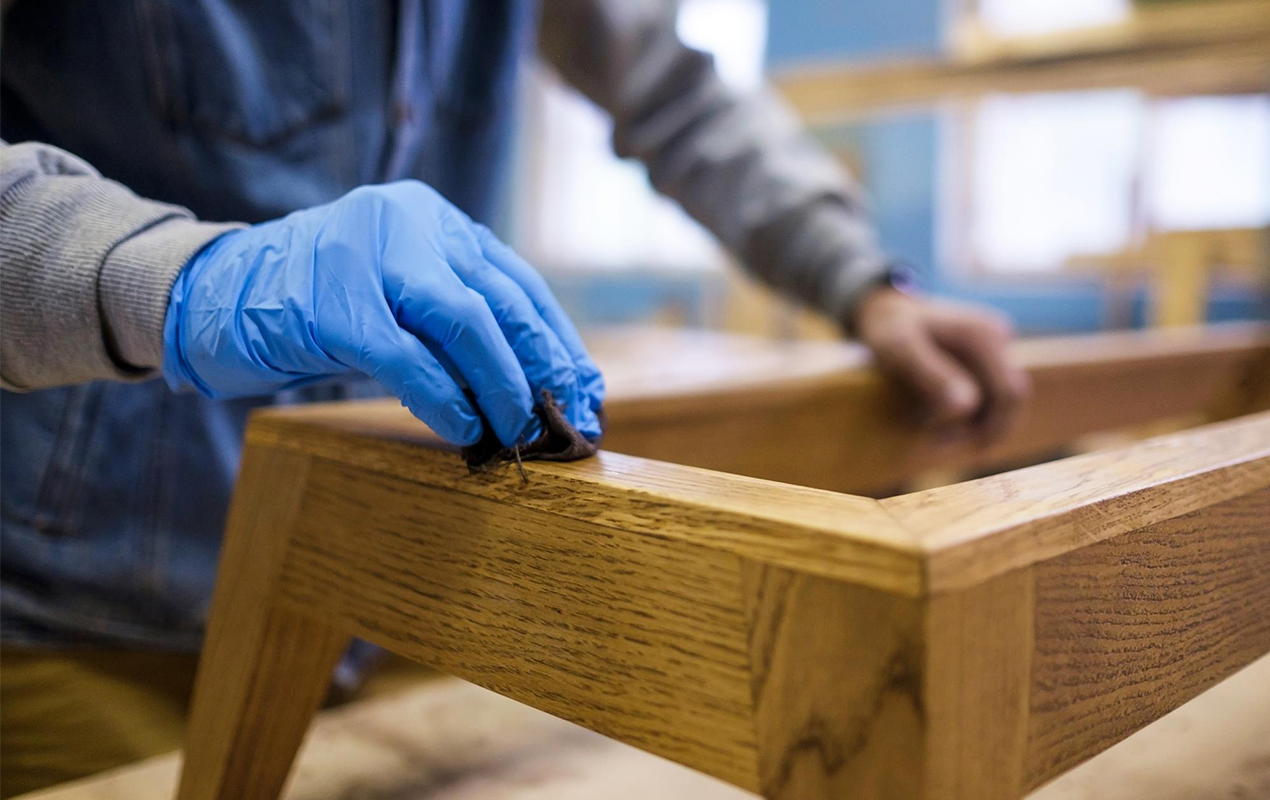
[
  {"xmin": 172, "ymin": 328, "xmax": 1270, "ymax": 800},
  {"xmin": 883, "ymin": 413, "xmax": 1270, "ymax": 791},
  {"xmin": 177, "ymin": 448, "xmax": 348, "ymax": 800},
  {"xmin": 883, "ymin": 410, "xmax": 1270, "ymax": 591},
  {"xmin": 246, "ymin": 425, "xmax": 920, "ymax": 594},
  {"xmin": 282, "ymin": 458, "xmax": 762, "ymax": 789},
  {"xmin": 1024, "ymin": 489, "xmax": 1270, "ymax": 787},
  {"xmin": 923, "ymin": 570, "xmax": 1034, "ymax": 799},
  {"xmin": 742, "ymin": 563, "xmax": 924, "ymax": 799},
  {"xmin": 263, "ymin": 323, "xmax": 1270, "ymax": 495}
]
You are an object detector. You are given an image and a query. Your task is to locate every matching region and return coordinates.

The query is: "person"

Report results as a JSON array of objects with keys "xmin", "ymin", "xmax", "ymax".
[{"xmin": 0, "ymin": 0, "xmax": 1030, "ymax": 793}]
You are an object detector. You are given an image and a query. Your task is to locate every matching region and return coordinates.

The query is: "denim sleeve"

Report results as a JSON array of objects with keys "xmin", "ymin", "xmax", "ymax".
[
  {"xmin": 538, "ymin": 0, "xmax": 890, "ymax": 324},
  {"xmin": 0, "ymin": 140, "xmax": 242, "ymax": 390}
]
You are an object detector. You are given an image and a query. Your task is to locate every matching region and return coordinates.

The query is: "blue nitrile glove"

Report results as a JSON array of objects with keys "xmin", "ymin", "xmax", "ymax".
[{"xmin": 163, "ymin": 180, "xmax": 605, "ymax": 447}]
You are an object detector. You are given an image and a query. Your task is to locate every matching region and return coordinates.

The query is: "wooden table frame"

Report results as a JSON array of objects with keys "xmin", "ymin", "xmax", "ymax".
[{"xmin": 175, "ymin": 325, "xmax": 1270, "ymax": 800}]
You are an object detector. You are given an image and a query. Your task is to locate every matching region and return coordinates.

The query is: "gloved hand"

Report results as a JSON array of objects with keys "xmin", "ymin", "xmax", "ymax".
[{"xmin": 163, "ymin": 180, "xmax": 605, "ymax": 447}]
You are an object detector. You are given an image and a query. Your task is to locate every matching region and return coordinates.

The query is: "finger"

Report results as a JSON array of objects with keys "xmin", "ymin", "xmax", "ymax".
[
  {"xmin": 359, "ymin": 325, "xmax": 485, "ymax": 446},
  {"xmin": 474, "ymin": 225, "xmax": 606, "ymax": 414},
  {"xmin": 404, "ymin": 284, "xmax": 538, "ymax": 447},
  {"xmin": 874, "ymin": 327, "xmax": 983, "ymax": 428},
  {"xmin": 932, "ymin": 316, "xmax": 1030, "ymax": 443},
  {"xmin": 450, "ymin": 254, "xmax": 603, "ymax": 439},
  {"xmin": 384, "ymin": 231, "xmax": 539, "ymax": 446}
]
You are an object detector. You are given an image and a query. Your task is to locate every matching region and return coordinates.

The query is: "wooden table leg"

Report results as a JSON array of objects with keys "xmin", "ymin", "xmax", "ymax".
[
  {"xmin": 745, "ymin": 564, "xmax": 1032, "ymax": 800},
  {"xmin": 176, "ymin": 445, "xmax": 347, "ymax": 800}
]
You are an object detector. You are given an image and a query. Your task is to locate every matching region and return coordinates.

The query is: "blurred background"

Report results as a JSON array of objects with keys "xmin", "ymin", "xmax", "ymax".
[{"xmin": 506, "ymin": 0, "xmax": 1269, "ymax": 339}]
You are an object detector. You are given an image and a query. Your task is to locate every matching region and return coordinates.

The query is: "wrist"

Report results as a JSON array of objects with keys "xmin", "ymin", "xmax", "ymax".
[
  {"xmin": 103, "ymin": 219, "xmax": 244, "ymax": 374},
  {"xmin": 844, "ymin": 262, "xmax": 919, "ymax": 335},
  {"xmin": 160, "ymin": 227, "xmax": 247, "ymax": 396}
]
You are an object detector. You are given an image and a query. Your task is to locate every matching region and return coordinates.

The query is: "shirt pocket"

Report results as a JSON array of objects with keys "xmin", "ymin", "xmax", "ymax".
[{"xmin": 135, "ymin": 0, "xmax": 351, "ymax": 147}]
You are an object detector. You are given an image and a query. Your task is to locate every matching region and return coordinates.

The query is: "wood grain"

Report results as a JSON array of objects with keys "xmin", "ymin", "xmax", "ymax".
[
  {"xmin": 171, "ymin": 327, "xmax": 1270, "ymax": 800},
  {"xmin": 884, "ymin": 410, "xmax": 1270, "ymax": 591},
  {"xmin": 246, "ymin": 424, "xmax": 921, "ymax": 595},
  {"xmin": 261, "ymin": 324, "xmax": 1270, "ymax": 495},
  {"xmin": 884, "ymin": 414, "xmax": 1270, "ymax": 791},
  {"xmin": 923, "ymin": 570, "xmax": 1034, "ymax": 800},
  {"xmin": 178, "ymin": 447, "xmax": 348, "ymax": 800},
  {"xmin": 742, "ymin": 563, "xmax": 924, "ymax": 800},
  {"xmin": 1024, "ymin": 488, "xmax": 1270, "ymax": 788},
  {"xmin": 281, "ymin": 459, "xmax": 762, "ymax": 789}
]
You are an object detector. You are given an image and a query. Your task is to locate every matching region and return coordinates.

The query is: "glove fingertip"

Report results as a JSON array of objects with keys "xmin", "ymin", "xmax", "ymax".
[
  {"xmin": 486, "ymin": 405, "xmax": 540, "ymax": 449},
  {"xmin": 571, "ymin": 403, "xmax": 604, "ymax": 441},
  {"xmin": 402, "ymin": 396, "xmax": 484, "ymax": 447},
  {"xmin": 520, "ymin": 415, "xmax": 545, "ymax": 444}
]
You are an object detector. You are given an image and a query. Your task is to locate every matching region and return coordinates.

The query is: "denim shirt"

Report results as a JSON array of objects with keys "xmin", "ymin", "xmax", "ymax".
[{"xmin": 0, "ymin": 0, "xmax": 534, "ymax": 648}]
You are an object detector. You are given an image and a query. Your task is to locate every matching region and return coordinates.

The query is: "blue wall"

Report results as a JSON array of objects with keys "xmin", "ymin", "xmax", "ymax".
[{"xmin": 766, "ymin": 0, "xmax": 943, "ymax": 66}]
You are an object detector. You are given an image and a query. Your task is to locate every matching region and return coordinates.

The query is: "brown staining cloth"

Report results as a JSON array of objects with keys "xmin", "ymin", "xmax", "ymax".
[{"xmin": 462, "ymin": 390, "xmax": 600, "ymax": 476}]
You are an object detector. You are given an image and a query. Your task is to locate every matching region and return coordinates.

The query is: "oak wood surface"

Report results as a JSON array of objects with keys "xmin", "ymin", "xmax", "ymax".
[
  {"xmin": 883, "ymin": 409, "xmax": 1270, "ymax": 591},
  {"xmin": 885, "ymin": 414, "xmax": 1270, "ymax": 790},
  {"xmin": 923, "ymin": 570, "xmax": 1035, "ymax": 799},
  {"xmin": 176, "ymin": 448, "xmax": 349, "ymax": 800},
  {"xmin": 741, "ymin": 563, "xmax": 925, "ymax": 799},
  {"xmin": 1024, "ymin": 489, "xmax": 1270, "ymax": 787},
  {"xmin": 260, "ymin": 323, "xmax": 1269, "ymax": 496},
  {"xmin": 282, "ymin": 457, "xmax": 762, "ymax": 788},
  {"xmin": 167, "ymin": 324, "xmax": 1270, "ymax": 800},
  {"xmin": 176, "ymin": 409, "xmax": 1270, "ymax": 799},
  {"xmin": 244, "ymin": 425, "xmax": 921, "ymax": 594}
]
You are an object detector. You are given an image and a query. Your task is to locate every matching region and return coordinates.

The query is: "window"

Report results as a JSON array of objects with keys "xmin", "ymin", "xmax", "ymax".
[
  {"xmin": 956, "ymin": 91, "xmax": 1270, "ymax": 274},
  {"xmin": 1146, "ymin": 96, "xmax": 1270, "ymax": 231},
  {"xmin": 976, "ymin": 0, "xmax": 1129, "ymax": 37},
  {"xmin": 965, "ymin": 90, "xmax": 1144, "ymax": 273},
  {"xmin": 947, "ymin": 1, "xmax": 1270, "ymax": 276},
  {"xmin": 516, "ymin": 0, "xmax": 768, "ymax": 273}
]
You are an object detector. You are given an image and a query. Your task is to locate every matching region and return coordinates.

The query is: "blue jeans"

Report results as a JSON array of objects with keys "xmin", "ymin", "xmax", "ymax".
[{"xmin": 0, "ymin": 0, "xmax": 534, "ymax": 648}]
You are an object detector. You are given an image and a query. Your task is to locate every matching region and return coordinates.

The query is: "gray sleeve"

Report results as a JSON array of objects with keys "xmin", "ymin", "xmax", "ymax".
[
  {"xmin": 0, "ymin": 141, "xmax": 242, "ymax": 391},
  {"xmin": 538, "ymin": 0, "xmax": 890, "ymax": 323}
]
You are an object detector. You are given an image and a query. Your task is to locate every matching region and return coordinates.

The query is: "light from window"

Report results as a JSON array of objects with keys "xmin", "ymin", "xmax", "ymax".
[
  {"xmin": 517, "ymin": 0, "xmax": 768, "ymax": 273},
  {"xmin": 977, "ymin": 0, "xmax": 1130, "ymax": 36},
  {"xmin": 677, "ymin": 0, "xmax": 767, "ymax": 92},
  {"xmin": 1146, "ymin": 96, "xmax": 1270, "ymax": 231},
  {"xmin": 969, "ymin": 90, "xmax": 1144, "ymax": 273}
]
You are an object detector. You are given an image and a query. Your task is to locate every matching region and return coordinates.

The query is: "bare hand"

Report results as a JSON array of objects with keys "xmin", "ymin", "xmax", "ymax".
[{"xmin": 853, "ymin": 288, "xmax": 1031, "ymax": 443}]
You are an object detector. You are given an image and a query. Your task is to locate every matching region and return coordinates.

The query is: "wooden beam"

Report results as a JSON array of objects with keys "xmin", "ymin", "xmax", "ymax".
[
  {"xmin": 271, "ymin": 324, "xmax": 1270, "ymax": 494},
  {"xmin": 772, "ymin": 0, "xmax": 1270, "ymax": 123},
  {"xmin": 885, "ymin": 412, "xmax": 1270, "ymax": 790},
  {"xmin": 883, "ymin": 410, "xmax": 1270, "ymax": 590},
  {"xmin": 949, "ymin": 0, "xmax": 1270, "ymax": 63},
  {"xmin": 176, "ymin": 448, "xmax": 348, "ymax": 800},
  {"xmin": 177, "ymin": 396, "xmax": 1270, "ymax": 799}
]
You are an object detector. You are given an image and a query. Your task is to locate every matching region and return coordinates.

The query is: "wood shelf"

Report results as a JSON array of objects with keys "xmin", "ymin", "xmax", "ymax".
[{"xmin": 774, "ymin": 0, "xmax": 1270, "ymax": 123}]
